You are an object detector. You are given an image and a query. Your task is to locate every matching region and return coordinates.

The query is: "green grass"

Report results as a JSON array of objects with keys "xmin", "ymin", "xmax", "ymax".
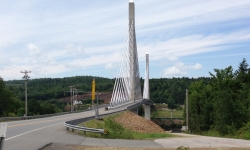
[
  {"xmin": 151, "ymin": 109, "xmax": 183, "ymax": 118},
  {"xmin": 78, "ymin": 113, "xmax": 174, "ymax": 140},
  {"xmin": 197, "ymin": 122, "xmax": 250, "ymax": 140}
]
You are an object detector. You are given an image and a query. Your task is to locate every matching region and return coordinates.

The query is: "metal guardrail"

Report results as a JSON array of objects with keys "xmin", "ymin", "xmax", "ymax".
[
  {"xmin": 65, "ymin": 123, "xmax": 106, "ymax": 134},
  {"xmin": 64, "ymin": 109, "xmax": 125, "ymax": 135},
  {"xmin": 64, "ymin": 100, "xmax": 154, "ymax": 135},
  {"xmin": 0, "ymin": 104, "xmax": 109, "ymax": 122}
]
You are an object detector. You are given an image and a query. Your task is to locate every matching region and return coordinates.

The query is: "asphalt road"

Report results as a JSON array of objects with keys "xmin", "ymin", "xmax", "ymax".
[
  {"xmin": 3, "ymin": 102, "xmax": 250, "ymax": 150},
  {"xmin": 4, "ymin": 106, "xmax": 127, "ymax": 150}
]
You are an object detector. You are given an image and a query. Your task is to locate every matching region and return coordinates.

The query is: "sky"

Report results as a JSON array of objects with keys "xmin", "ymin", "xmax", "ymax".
[{"xmin": 0, "ymin": 0, "xmax": 250, "ymax": 81}]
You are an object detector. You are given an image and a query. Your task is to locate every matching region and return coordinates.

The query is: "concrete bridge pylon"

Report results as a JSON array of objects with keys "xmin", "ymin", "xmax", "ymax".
[
  {"xmin": 109, "ymin": 0, "xmax": 142, "ymax": 107},
  {"xmin": 143, "ymin": 52, "xmax": 151, "ymax": 120}
]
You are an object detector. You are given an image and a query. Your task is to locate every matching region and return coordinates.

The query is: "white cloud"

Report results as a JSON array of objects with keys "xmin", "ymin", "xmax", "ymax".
[
  {"xmin": 137, "ymin": 30, "xmax": 250, "ymax": 62},
  {"xmin": 0, "ymin": 0, "xmax": 249, "ymax": 80},
  {"xmin": 163, "ymin": 66, "xmax": 186, "ymax": 77},
  {"xmin": 162, "ymin": 54, "xmax": 203, "ymax": 77},
  {"xmin": 105, "ymin": 63, "xmax": 114, "ymax": 69},
  {"xmin": 190, "ymin": 63, "xmax": 203, "ymax": 70},
  {"xmin": 165, "ymin": 54, "xmax": 178, "ymax": 62},
  {"xmin": 64, "ymin": 44, "xmax": 85, "ymax": 56},
  {"xmin": 27, "ymin": 43, "xmax": 40, "ymax": 56}
]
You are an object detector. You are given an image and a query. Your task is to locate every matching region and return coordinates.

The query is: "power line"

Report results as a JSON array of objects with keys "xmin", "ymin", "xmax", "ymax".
[{"xmin": 0, "ymin": 61, "xmax": 26, "ymax": 71}]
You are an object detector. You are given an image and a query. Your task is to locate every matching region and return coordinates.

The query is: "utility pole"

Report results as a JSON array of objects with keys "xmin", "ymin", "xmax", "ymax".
[
  {"xmin": 64, "ymin": 89, "xmax": 89, "ymax": 112},
  {"xmin": 95, "ymin": 91, "xmax": 99, "ymax": 119},
  {"xmin": 75, "ymin": 88, "xmax": 78, "ymax": 111},
  {"xmin": 72, "ymin": 87, "xmax": 77, "ymax": 112},
  {"xmin": 186, "ymin": 89, "xmax": 188, "ymax": 130},
  {"xmin": 68, "ymin": 85, "xmax": 76, "ymax": 112},
  {"xmin": 92, "ymin": 78, "xmax": 95, "ymax": 108},
  {"xmin": 20, "ymin": 70, "xmax": 31, "ymax": 117}
]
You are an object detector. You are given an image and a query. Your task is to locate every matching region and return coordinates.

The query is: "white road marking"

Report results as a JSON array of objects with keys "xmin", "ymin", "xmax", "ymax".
[{"xmin": 5, "ymin": 122, "xmax": 63, "ymax": 141}]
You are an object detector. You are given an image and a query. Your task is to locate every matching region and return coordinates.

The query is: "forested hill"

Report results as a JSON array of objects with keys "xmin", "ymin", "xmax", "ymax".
[
  {"xmin": 150, "ymin": 77, "xmax": 211, "ymax": 104},
  {"xmin": 4, "ymin": 76, "xmax": 114, "ymax": 101},
  {"xmin": 4, "ymin": 75, "xmax": 211, "ymax": 105}
]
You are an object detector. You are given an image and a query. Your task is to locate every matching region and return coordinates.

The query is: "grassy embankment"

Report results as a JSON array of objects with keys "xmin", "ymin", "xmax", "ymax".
[{"xmin": 78, "ymin": 113, "xmax": 174, "ymax": 140}]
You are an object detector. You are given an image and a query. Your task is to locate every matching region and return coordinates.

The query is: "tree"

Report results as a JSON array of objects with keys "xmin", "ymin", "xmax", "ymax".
[
  {"xmin": 28, "ymin": 99, "xmax": 41, "ymax": 115},
  {"xmin": 187, "ymin": 80, "xmax": 213, "ymax": 133},
  {"xmin": 0, "ymin": 78, "xmax": 21, "ymax": 116}
]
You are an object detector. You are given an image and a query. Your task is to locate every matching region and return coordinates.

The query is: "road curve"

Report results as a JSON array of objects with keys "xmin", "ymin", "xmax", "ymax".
[{"xmin": 4, "ymin": 106, "xmax": 126, "ymax": 150}]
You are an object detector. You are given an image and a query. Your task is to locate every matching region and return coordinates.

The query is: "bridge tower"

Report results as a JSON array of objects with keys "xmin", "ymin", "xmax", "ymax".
[
  {"xmin": 109, "ymin": 0, "xmax": 142, "ymax": 107},
  {"xmin": 143, "ymin": 52, "xmax": 150, "ymax": 100},
  {"xmin": 143, "ymin": 52, "xmax": 151, "ymax": 120},
  {"xmin": 129, "ymin": 0, "xmax": 142, "ymax": 102}
]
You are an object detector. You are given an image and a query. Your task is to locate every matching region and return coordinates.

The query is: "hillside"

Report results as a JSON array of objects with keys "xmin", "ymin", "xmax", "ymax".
[
  {"xmin": 1, "ymin": 75, "xmax": 211, "ymax": 117},
  {"xmin": 4, "ymin": 75, "xmax": 210, "ymax": 104},
  {"xmin": 114, "ymin": 111, "xmax": 165, "ymax": 133},
  {"xmin": 81, "ymin": 111, "xmax": 170, "ymax": 140},
  {"xmin": 4, "ymin": 76, "xmax": 114, "ymax": 101}
]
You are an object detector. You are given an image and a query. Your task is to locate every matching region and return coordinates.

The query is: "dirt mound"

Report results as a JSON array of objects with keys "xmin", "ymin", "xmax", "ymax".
[{"xmin": 114, "ymin": 111, "xmax": 165, "ymax": 133}]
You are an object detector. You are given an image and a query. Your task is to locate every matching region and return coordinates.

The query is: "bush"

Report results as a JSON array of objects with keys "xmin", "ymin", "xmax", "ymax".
[
  {"xmin": 177, "ymin": 146, "xmax": 189, "ymax": 150},
  {"xmin": 16, "ymin": 108, "xmax": 25, "ymax": 116},
  {"xmin": 237, "ymin": 122, "xmax": 250, "ymax": 140}
]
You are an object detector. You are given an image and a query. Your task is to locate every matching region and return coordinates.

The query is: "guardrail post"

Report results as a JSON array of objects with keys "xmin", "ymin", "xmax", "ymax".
[
  {"xmin": 0, "ymin": 137, "xmax": 4, "ymax": 150},
  {"xmin": 84, "ymin": 131, "xmax": 86, "ymax": 136},
  {"xmin": 0, "ymin": 123, "xmax": 7, "ymax": 150}
]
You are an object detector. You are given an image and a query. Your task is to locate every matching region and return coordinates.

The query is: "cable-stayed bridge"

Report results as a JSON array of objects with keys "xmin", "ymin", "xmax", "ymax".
[
  {"xmin": 1, "ymin": 1, "xmax": 153, "ymax": 149},
  {"xmin": 108, "ymin": 0, "xmax": 153, "ymax": 119}
]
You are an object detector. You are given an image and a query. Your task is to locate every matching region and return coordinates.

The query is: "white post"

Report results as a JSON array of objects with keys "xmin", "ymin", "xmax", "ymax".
[{"xmin": 0, "ymin": 123, "xmax": 7, "ymax": 150}]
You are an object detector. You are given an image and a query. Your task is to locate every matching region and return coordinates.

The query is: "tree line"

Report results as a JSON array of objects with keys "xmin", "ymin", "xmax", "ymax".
[
  {"xmin": 3, "ymin": 60, "xmax": 246, "ymax": 118},
  {"xmin": 1, "ymin": 74, "xmax": 210, "ymax": 117},
  {"xmin": 186, "ymin": 58, "xmax": 250, "ymax": 138},
  {"xmin": 5, "ymin": 76, "xmax": 114, "ymax": 101}
]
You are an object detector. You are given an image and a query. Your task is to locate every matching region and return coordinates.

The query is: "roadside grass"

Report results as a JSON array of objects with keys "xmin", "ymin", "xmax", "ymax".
[
  {"xmin": 151, "ymin": 109, "xmax": 183, "ymax": 118},
  {"xmin": 78, "ymin": 113, "xmax": 174, "ymax": 140},
  {"xmin": 196, "ymin": 122, "xmax": 250, "ymax": 140},
  {"xmin": 237, "ymin": 122, "xmax": 250, "ymax": 140}
]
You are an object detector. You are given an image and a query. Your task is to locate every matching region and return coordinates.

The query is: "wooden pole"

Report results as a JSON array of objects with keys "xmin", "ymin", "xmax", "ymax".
[{"xmin": 186, "ymin": 89, "xmax": 188, "ymax": 130}]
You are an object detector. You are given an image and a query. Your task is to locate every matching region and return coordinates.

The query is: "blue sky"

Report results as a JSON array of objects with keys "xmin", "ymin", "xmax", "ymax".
[{"xmin": 0, "ymin": 0, "xmax": 250, "ymax": 80}]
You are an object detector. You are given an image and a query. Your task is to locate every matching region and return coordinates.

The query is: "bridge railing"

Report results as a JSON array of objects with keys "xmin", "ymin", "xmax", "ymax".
[{"xmin": 0, "ymin": 104, "xmax": 109, "ymax": 122}]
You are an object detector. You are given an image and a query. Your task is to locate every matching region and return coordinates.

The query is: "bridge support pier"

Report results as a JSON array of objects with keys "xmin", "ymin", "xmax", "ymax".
[{"xmin": 144, "ymin": 105, "xmax": 151, "ymax": 120}]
